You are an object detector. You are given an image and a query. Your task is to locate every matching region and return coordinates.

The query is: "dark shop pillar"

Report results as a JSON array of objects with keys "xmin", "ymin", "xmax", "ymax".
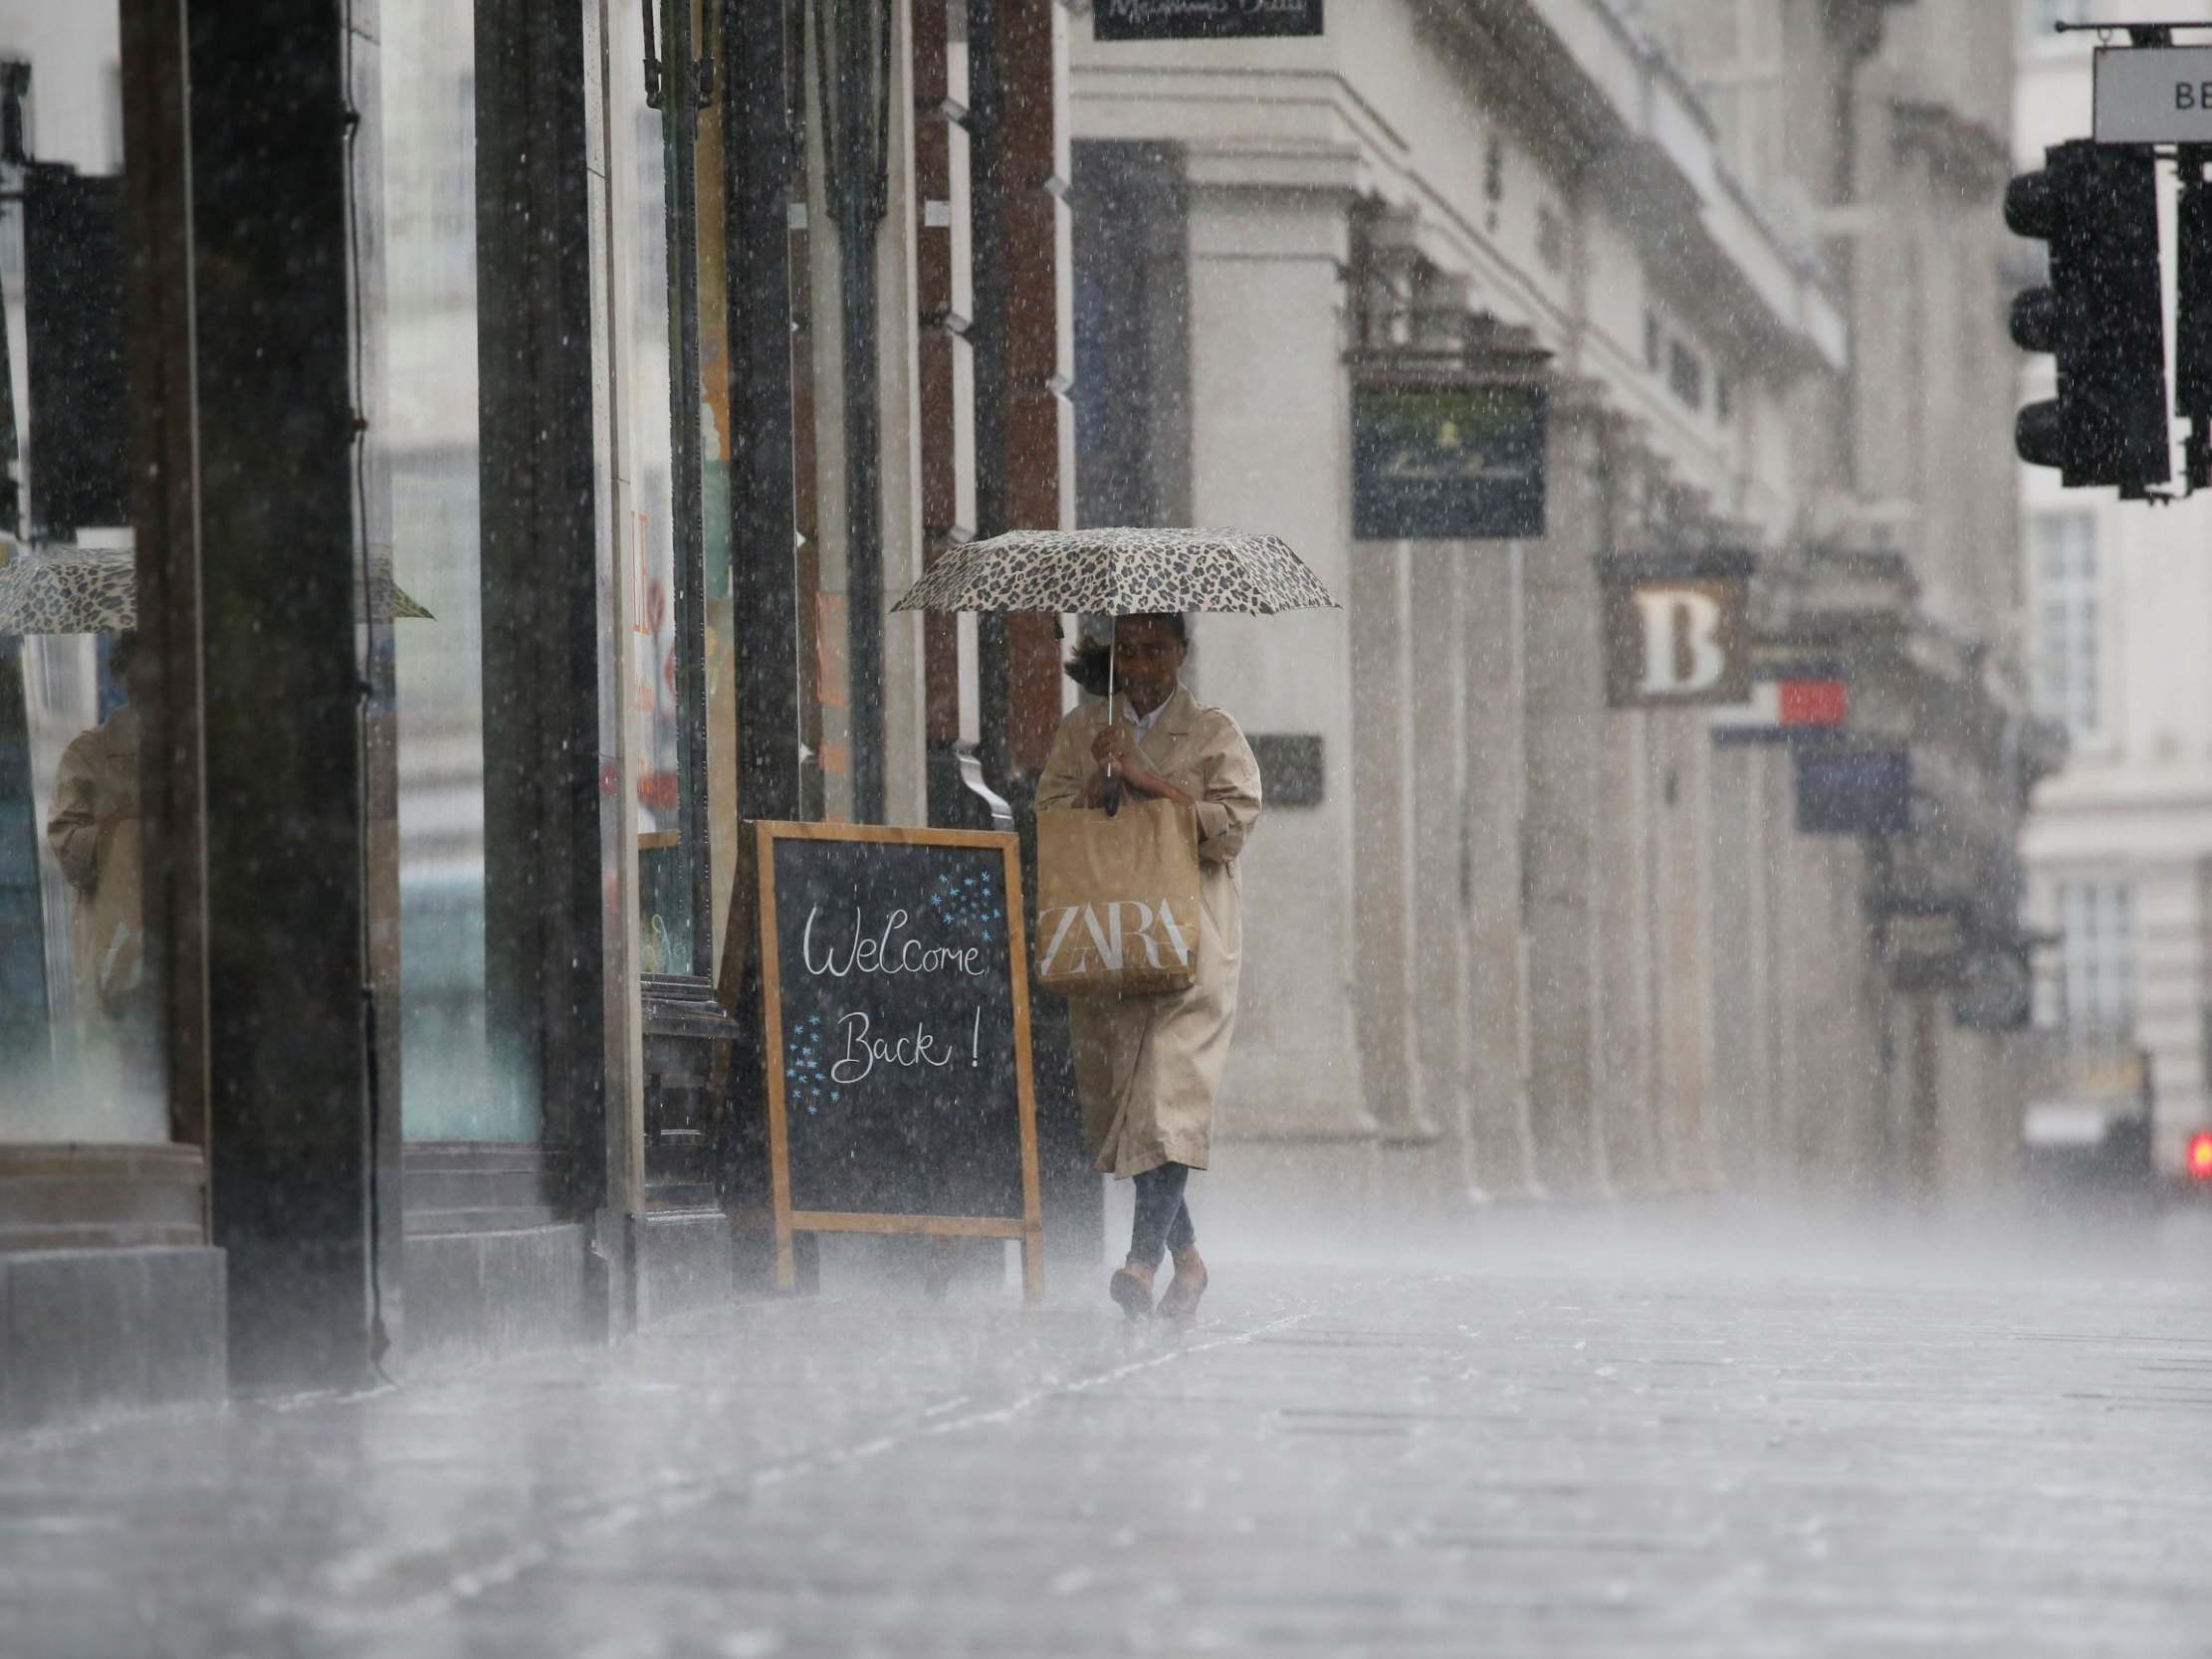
[{"xmin": 188, "ymin": 0, "xmax": 395, "ymax": 1388}]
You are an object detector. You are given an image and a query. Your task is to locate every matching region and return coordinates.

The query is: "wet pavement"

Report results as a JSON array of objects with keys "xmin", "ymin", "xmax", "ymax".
[{"xmin": 5, "ymin": 1206, "xmax": 2212, "ymax": 1658}]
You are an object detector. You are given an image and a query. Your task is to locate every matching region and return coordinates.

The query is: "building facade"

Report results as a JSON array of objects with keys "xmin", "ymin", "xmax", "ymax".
[
  {"xmin": 0, "ymin": 0, "xmax": 1084, "ymax": 1431},
  {"xmin": 0, "ymin": 0, "xmax": 2053, "ymax": 1437},
  {"xmin": 1068, "ymin": 0, "xmax": 2042, "ymax": 1216},
  {"xmin": 2014, "ymin": 0, "xmax": 2212, "ymax": 1179}
]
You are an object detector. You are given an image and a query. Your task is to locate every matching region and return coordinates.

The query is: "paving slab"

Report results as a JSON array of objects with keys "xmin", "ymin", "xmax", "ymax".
[{"xmin": 3, "ymin": 1206, "xmax": 2210, "ymax": 1657}]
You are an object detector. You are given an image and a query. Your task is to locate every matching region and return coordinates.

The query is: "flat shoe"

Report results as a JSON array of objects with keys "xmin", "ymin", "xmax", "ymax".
[
  {"xmin": 1158, "ymin": 1246, "xmax": 1208, "ymax": 1325},
  {"xmin": 1109, "ymin": 1262, "xmax": 1156, "ymax": 1321}
]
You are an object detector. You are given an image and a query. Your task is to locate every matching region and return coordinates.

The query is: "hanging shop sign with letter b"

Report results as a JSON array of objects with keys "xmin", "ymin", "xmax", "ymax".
[
  {"xmin": 1094, "ymin": 0, "xmax": 1324, "ymax": 41},
  {"xmin": 1598, "ymin": 550, "xmax": 1754, "ymax": 709}
]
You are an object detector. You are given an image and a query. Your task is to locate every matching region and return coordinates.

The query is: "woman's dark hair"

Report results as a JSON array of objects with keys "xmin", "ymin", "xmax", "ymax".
[{"xmin": 1062, "ymin": 613, "xmax": 1189, "ymax": 696}]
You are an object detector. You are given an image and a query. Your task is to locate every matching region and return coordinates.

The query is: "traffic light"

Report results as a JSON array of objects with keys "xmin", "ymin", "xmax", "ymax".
[{"xmin": 2006, "ymin": 140, "xmax": 2169, "ymax": 494}]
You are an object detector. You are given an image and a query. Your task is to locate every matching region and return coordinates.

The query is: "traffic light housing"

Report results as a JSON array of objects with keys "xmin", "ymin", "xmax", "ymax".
[
  {"xmin": 2176, "ymin": 146, "xmax": 2212, "ymax": 489},
  {"xmin": 2007, "ymin": 140, "xmax": 2169, "ymax": 494}
]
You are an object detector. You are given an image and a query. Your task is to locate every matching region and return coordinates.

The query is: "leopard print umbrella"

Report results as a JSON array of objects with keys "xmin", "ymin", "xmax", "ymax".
[
  {"xmin": 0, "ymin": 543, "xmax": 433, "ymax": 634},
  {"xmin": 890, "ymin": 526, "xmax": 1337, "ymax": 616}
]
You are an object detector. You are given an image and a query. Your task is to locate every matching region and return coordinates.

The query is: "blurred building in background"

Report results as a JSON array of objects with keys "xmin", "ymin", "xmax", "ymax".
[
  {"xmin": 1070, "ymin": 0, "xmax": 2044, "ymax": 1216},
  {"xmin": 2013, "ymin": 0, "xmax": 2212, "ymax": 1184}
]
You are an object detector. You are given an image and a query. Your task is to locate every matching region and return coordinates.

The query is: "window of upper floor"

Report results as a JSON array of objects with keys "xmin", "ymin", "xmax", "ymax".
[
  {"xmin": 2048, "ymin": 877, "xmax": 2136, "ymax": 1037},
  {"xmin": 2028, "ymin": 510, "xmax": 2104, "ymax": 742}
]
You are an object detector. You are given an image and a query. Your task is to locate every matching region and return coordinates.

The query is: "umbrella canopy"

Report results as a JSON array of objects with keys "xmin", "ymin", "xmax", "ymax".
[
  {"xmin": 890, "ymin": 526, "xmax": 1337, "ymax": 617},
  {"xmin": 0, "ymin": 543, "xmax": 433, "ymax": 634}
]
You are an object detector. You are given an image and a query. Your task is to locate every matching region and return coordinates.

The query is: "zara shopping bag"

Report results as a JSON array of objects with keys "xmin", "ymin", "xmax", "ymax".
[{"xmin": 1034, "ymin": 798, "xmax": 1203, "ymax": 996}]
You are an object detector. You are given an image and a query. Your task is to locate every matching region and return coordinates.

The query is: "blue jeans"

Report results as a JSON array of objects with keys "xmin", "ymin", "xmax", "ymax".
[{"xmin": 1130, "ymin": 1162, "xmax": 1197, "ymax": 1270}]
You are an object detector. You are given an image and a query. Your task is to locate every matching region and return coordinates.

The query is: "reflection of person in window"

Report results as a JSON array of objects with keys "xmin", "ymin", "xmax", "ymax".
[{"xmin": 46, "ymin": 631, "xmax": 146, "ymax": 1038}]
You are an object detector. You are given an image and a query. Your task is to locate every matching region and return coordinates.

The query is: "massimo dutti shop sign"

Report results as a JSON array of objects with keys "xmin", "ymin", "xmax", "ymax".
[
  {"xmin": 1597, "ymin": 549, "xmax": 1755, "ymax": 709},
  {"xmin": 1093, "ymin": 0, "xmax": 1324, "ymax": 41},
  {"xmin": 1351, "ymin": 382, "xmax": 1548, "ymax": 539}
]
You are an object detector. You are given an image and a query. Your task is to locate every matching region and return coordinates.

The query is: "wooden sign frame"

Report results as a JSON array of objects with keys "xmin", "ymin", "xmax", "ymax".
[{"xmin": 751, "ymin": 820, "xmax": 1043, "ymax": 1300}]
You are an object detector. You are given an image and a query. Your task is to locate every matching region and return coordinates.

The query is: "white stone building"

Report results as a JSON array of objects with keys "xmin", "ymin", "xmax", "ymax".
[
  {"xmin": 2014, "ymin": 0, "xmax": 2212, "ymax": 1178},
  {"xmin": 1068, "ymin": 0, "xmax": 2040, "ymax": 1213}
]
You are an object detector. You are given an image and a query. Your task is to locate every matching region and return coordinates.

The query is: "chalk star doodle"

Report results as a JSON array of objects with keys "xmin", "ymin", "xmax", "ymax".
[
  {"xmin": 783, "ymin": 1015, "xmax": 840, "ymax": 1114},
  {"xmin": 928, "ymin": 867, "xmax": 1002, "ymax": 949}
]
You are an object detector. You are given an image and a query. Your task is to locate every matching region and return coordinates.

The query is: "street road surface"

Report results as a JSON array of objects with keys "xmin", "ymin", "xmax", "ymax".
[{"xmin": 4, "ymin": 1204, "xmax": 2210, "ymax": 1657}]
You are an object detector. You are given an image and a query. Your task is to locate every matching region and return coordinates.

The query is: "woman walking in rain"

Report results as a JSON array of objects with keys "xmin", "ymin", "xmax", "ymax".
[{"xmin": 1036, "ymin": 613, "xmax": 1261, "ymax": 1326}]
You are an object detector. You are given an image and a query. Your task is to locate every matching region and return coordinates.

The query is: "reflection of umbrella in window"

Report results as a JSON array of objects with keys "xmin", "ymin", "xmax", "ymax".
[{"xmin": 0, "ymin": 543, "xmax": 433, "ymax": 634}]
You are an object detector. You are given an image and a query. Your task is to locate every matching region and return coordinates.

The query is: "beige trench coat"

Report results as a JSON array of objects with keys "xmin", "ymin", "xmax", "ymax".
[
  {"xmin": 1035, "ymin": 683, "xmax": 1262, "ymax": 1177},
  {"xmin": 46, "ymin": 701, "xmax": 144, "ymax": 1018}
]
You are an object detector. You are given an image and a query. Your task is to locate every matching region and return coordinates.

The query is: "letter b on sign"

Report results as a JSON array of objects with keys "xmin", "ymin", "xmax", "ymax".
[
  {"xmin": 1633, "ymin": 589, "xmax": 1727, "ymax": 696},
  {"xmin": 1599, "ymin": 555, "xmax": 1754, "ymax": 708}
]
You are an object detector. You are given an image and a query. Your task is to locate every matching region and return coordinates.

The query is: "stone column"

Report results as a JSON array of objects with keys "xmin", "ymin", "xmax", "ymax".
[
  {"xmin": 1349, "ymin": 542, "xmax": 1432, "ymax": 1150},
  {"xmin": 1406, "ymin": 545, "xmax": 1470, "ymax": 1195},
  {"xmin": 1180, "ymin": 159, "xmax": 1371, "ymax": 1151},
  {"xmin": 1655, "ymin": 708, "xmax": 1718, "ymax": 1189},
  {"xmin": 1461, "ymin": 545, "xmax": 1539, "ymax": 1199},
  {"xmin": 1704, "ymin": 744, "xmax": 1766, "ymax": 1188},
  {"xmin": 1764, "ymin": 754, "xmax": 1808, "ymax": 1187},
  {"xmin": 1594, "ymin": 701, "xmax": 1657, "ymax": 1193},
  {"xmin": 1518, "ymin": 387, "xmax": 1619, "ymax": 1196}
]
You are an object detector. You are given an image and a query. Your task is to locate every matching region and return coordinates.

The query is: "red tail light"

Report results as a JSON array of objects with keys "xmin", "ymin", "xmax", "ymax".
[{"xmin": 2189, "ymin": 1131, "xmax": 2212, "ymax": 1181}]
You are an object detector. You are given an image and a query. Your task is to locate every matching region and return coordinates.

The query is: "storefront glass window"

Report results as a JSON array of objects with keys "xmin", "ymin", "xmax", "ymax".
[
  {"xmin": 382, "ymin": 0, "xmax": 530, "ymax": 1140},
  {"xmin": 615, "ymin": 0, "xmax": 739, "ymax": 987},
  {"xmin": 0, "ymin": 1, "xmax": 168, "ymax": 1143},
  {"xmin": 612, "ymin": 0, "xmax": 693, "ymax": 976}
]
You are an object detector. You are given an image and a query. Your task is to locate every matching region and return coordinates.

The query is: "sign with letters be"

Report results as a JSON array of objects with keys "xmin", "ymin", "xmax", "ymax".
[
  {"xmin": 1598, "ymin": 550, "xmax": 1754, "ymax": 709},
  {"xmin": 741, "ymin": 821, "xmax": 1042, "ymax": 1298},
  {"xmin": 1094, "ymin": 0, "xmax": 1324, "ymax": 41},
  {"xmin": 2095, "ymin": 46, "xmax": 2212, "ymax": 143}
]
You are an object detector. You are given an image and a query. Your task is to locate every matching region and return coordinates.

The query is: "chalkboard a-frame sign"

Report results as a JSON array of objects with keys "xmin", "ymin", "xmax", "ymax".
[{"xmin": 749, "ymin": 821, "xmax": 1043, "ymax": 1298}]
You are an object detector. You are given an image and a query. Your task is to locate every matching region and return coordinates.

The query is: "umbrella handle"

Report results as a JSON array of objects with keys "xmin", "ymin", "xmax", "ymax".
[
  {"xmin": 1102, "ymin": 630, "xmax": 1122, "ymax": 815},
  {"xmin": 1104, "ymin": 632, "xmax": 1116, "ymax": 779}
]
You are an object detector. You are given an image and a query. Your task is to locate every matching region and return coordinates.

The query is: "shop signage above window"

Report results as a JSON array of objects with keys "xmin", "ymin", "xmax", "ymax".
[
  {"xmin": 1952, "ymin": 944, "xmax": 2033, "ymax": 1030},
  {"xmin": 1248, "ymin": 733, "xmax": 1325, "ymax": 807},
  {"xmin": 1351, "ymin": 381, "xmax": 1548, "ymax": 540},
  {"xmin": 1879, "ymin": 897, "xmax": 1970, "ymax": 991},
  {"xmin": 1597, "ymin": 549, "xmax": 1755, "ymax": 709},
  {"xmin": 1709, "ymin": 661, "xmax": 1849, "ymax": 746},
  {"xmin": 1093, "ymin": 0, "xmax": 1325, "ymax": 42},
  {"xmin": 1794, "ymin": 747, "xmax": 1912, "ymax": 837}
]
